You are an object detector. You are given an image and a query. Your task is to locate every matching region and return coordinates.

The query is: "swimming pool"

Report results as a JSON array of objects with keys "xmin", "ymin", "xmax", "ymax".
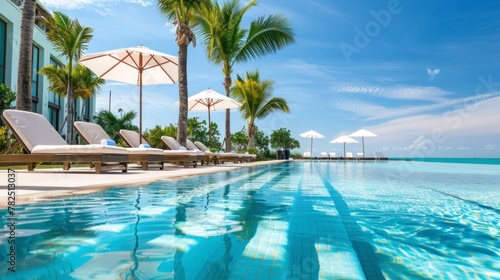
[{"xmin": 1, "ymin": 160, "xmax": 499, "ymax": 279}]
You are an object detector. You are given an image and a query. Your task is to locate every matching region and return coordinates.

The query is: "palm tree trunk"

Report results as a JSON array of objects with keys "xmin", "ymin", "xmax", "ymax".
[
  {"xmin": 224, "ymin": 75, "xmax": 232, "ymax": 152},
  {"xmin": 247, "ymin": 122, "xmax": 256, "ymax": 149},
  {"xmin": 66, "ymin": 77, "xmax": 75, "ymax": 144},
  {"xmin": 16, "ymin": 0, "xmax": 37, "ymax": 111},
  {"xmin": 177, "ymin": 44, "xmax": 188, "ymax": 147}
]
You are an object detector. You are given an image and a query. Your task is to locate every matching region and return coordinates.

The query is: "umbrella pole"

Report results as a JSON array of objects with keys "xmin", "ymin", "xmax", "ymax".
[
  {"xmin": 139, "ymin": 54, "xmax": 143, "ymax": 144},
  {"xmin": 362, "ymin": 136, "xmax": 365, "ymax": 157},
  {"xmin": 139, "ymin": 83, "xmax": 143, "ymax": 144},
  {"xmin": 208, "ymin": 105, "xmax": 211, "ymax": 149},
  {"xmin": 343, "ymin": 143, "xmax": 346, "ymax": 160},
  {"xmin": 310, "ymin": 138, "xmax": 313, "ymax": 157}
]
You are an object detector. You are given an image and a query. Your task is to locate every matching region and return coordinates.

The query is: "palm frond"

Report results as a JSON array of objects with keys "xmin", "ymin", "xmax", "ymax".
[
  {"xmin": 39, "ymin": 63, "xmax": 104, "ymax": 99},
  {"xmin": 231, "ymin": 70, "xmax": 288, "ymax": 123},
  {"xmin": 38, "ymin": 65, "xmax": 68, "ymax": 95},
  {"xmin": 236, "ymin": 14, "xmax": 295, "ymax": 63}
]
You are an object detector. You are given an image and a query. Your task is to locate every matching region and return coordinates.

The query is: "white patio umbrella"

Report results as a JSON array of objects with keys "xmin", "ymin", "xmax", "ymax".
[
  {"xmin": 176, "ymin": 88, "xmax": 241, "ymax": 147},
  {"xmin": 299, "ymin": 130, "xmax": 325, "ymax": 157},
  {"xmin": 349, "ymin": 129, "xmax": 378, "ymax": 157},
  {"xmin": 330, "ymin": 135, "xmax": 359, "ymax": 158},
  {"xmin": 79, "ymin": 45, "xmax": 178, "ymax": 143}
]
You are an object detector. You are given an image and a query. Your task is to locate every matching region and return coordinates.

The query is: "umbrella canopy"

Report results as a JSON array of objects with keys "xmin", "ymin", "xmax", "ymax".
[
  {"xmin": 299, "ymin": 130, "xmax": 325, "ymax": 157},
  {"xmin": 330, "ymin": 135, "xmax": 359, "ymax": 157},
  {"xmin": 79, "ymin": 45, "xmax": 178, "ymax": 143},
  {"xmin": 349, "ymin": 129, "xmax": 378, "ymax": 157},
  {"xmin": 176, "ymin": 88, "xmax": 241, "ymax": 147}
]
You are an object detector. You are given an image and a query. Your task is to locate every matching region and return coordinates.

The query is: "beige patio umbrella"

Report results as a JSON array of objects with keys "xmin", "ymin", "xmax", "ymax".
[
  {"xmin": 176, "ymin": 88, "xmax": 241, "ymax": 148},
  {"xmin": 349, "ymin": 129, "xmax": 378, "ymax": 157},
  {"xmin": 330, "ymin": 135, "xmax": 359, "ymax": 158},
  {"xmin": 79, "ymin": 45, "xmax": 178, "ymax": 143},
  {"xmin": 299, "ymin": 130, "xmax": 325, "ymax": 158}
]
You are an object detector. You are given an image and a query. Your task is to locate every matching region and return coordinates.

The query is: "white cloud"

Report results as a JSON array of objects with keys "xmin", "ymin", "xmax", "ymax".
[
  {"xmin": 407, "ymin": 136, "xmax": 428, "ymax": 150},
  {"xmin": 333, "ymin": 92, "xmax": 499, "ymax": 120},
  {"xmin": 41, "ymin": 0, "xmax": 93, "ymax": 10},
  {"xmin": 284, "ymin": 59, "xmax": 334, "ymax": 79},
  {"xmin": 483, "ymin": 144, "xmax": 497, "ymax": 150},
  {"xmin": 303, "ymin": 0, "xmax": 342, "ymax": 17},
  {"xmin": 426, "ymin": 68, "xmax": 441, "ymax": 81},
  {"xmin": 331, "ymin": 83, "xmax": 451, "ymax": 102},
  {"xmin": 41, "ymin": 0, "xmax": 152, "ymax": 15},
  {"xmin": 125, "ymin": 0, "xmax": 152, "ymax": 7},
  {"xmin": 360, "ymin": 95, "xmax": 500, "ymax": 157}
]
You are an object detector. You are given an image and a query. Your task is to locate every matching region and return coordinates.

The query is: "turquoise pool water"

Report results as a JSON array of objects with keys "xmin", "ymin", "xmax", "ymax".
[{"xmin": 1, "ymin": 161, "xmax": 499, "ymax": 279}]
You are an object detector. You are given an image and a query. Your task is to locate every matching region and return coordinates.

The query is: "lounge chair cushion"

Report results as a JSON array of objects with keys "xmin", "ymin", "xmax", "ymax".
[
  {"xmin": 161, "ymin": 136, "xmax": 182, "ymax": 150},
  {"xmin": 194, "ymin": 141, "xmax": 211, "ymax": 152},
  {"xmin": 3, "ymin": 109, "xmax": 68, "ymax": 152},
  {"xmin": 124, "ymin": 147, "xmax": 164, "ymax": 155},
  {"xmin": 119, "ymin": 129, "xmax": 149, "ymax": 147},
  {"xmin": 32, "ymin": 144, "xmax": 129, "ymax": 154},
  {"xmin": 74, "ymin": 121, "xmax": 114, "ymax": 145},
  {"xmin": 185, "ymin": 139, "xmax": 199, "ymax": 151}
]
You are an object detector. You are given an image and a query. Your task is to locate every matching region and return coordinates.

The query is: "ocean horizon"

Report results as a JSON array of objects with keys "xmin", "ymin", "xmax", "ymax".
[{"xmin": 389, "ymin": 157, "xmax": 500, "ymax": 165}]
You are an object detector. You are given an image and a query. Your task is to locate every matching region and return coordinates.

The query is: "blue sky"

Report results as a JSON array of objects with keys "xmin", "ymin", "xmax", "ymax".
[{"xmin": 41, "ymin": 0, "xmax": 500, "ymax": 158}]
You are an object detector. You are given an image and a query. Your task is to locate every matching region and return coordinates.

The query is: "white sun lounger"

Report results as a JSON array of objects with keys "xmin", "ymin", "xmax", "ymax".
[
  {"xmin": 120, "ymin": 130, "xmax": 197, "ymax": 168},
  {"xmin": 74, "ymin": 121, "xmax": 164, "ymax": 170},
  {"xmin": 0, "ymin": 110, "xmax": 128, "ymax": 173},
  {"xmin": 194, "ymin": 141, "xmax": 242, "ymax": 163}
]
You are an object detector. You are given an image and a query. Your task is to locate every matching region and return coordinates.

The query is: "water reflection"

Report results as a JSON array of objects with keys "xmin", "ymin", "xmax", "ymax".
[
  {"xmin": 1, "ymin": 162, "xmax": 498, "ymax": 279},
  {"xmin": 129, "ymin": 191, "xmax": 141, "ymax": 279}
]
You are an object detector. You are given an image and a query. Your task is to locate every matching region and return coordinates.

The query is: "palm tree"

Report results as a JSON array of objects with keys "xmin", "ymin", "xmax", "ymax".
[
  {"xmin": 231, "ymin": 70, "xmax": 290, "ymax": 148},
  {"xmin": 39, "ymin": 64, "xmax": 105, "ymax": 130},
  {"xmin": 157, "ymin": 0, "xmax": 204, "ymax": 147},
  {"xmin": 40, "ymin": 11, "xmax": 93, "ymax": 144},
  {"xmin": 16, "ymin": 0, "xmax": 37, "ymax": 111},
  {"xmin": 93, "ymin": 109, "xmax": 139, "ymax": 144},
  {"xmin": 39, "ymin": 64, "xmax": 104, "ymax": 99},
  {"xmin": 195, "ymin": 0, "xmax": 295, "ymax": 151}
]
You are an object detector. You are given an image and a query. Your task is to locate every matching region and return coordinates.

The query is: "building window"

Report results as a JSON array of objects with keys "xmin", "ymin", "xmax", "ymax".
[
  {"xmin": 48, "ymin": 57, "xmax": 62, "ymax": 129},
  {"xmin": 82, "ymin": 98, "xmax": 90, "ymax": 122},
  {"xmin": 31, "ymin": 45, "xmax": 40, "ymax": 112},
  {"xmin": 0, "ymin": 19, "xmax": 6, "ymax": 85}
]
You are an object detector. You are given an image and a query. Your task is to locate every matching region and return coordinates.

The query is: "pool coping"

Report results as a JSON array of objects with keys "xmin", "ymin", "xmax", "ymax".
[{"xmin": 0, "ymin": 160, "xmax": 285, "ymax": 206}]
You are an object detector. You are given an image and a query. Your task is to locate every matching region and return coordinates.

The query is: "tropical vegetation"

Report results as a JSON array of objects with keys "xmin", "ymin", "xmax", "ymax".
[
  {"xmin": 39, "ymin": 64, "xmax": 104, "ymax": 132},
  {"xmin": 0, "ymin": 84, "xmax": 16, "ymax": 153},
  {"xmin": 144, "ymin": 124, "xmax": 178, "ymax": 149},
  {"xmin": 143, "ymin": 117, "xmax": 222, "ymax": 150},
  {"xmin": 0, "ymin": 84, "xmax": 16, "ymax": 126},
  {"xmin": 39, "ymin": 11, "xmax": 93, "ymax": 144},
  {"xmin": 194, "ymin": 0, "xmax": 296, "ymax": 151},
  {"xmin": 93, "ymin": 109, "xmax": 138, "ymax": 145},
  {"xmin": 39, "ymin": 64, "xmax": 104, "ymax": 100},
  {"xmin": 13, "ymin": 1, "xmax": 297, "ymax": 161},
  {"xmin": 231, "ymin": 70, "xmax": 290, "ymax": 149},
  {"xmin": 231, "ymin": 126, "xmax": 270, "ymax": 158},
  {"xmin": 270, "ymin": 128, "xmax": 300, "ymax": 151},
  {"xmin": 157, "ymin": 0, "xmax": 204, "ymax": 147}
]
